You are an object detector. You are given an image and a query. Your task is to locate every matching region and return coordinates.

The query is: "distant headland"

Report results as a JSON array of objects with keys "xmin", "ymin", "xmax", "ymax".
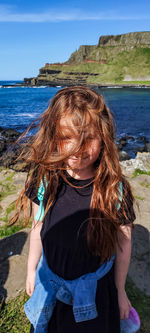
[{"xmin": 23, "ymin": 31, "xmax": 150, "ymax": 87}]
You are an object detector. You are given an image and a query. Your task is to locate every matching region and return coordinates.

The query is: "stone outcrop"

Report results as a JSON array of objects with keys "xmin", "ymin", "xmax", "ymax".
[
  {"xmin": 0, "ymin": 127, "xmax": 29, "ymax": 171},
  {"xmin": 98, "ymin": 31, "xmax": 150, "ymax": 47},
  {"xmin": 0, "ymin": 229, "xmax": 30, "ymax": 299},
  {"xmin": 120, "ymin": 152, "xmax": 150, "ymax": 176},
  {"xmin": 66, "ymin": 45, "xmax": 96, "ymax": 64}
]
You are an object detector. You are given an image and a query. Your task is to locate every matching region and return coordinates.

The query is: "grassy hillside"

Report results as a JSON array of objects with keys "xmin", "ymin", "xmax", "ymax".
[{"xmin": 36, "ymin": 47, "xmax": 150, "ymax": 85}]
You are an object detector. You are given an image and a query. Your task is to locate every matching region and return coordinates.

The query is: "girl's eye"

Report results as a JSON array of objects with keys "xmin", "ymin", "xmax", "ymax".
[
  {"xmin": 62, "ymin": 137, "xmax": 72, "ymax": 141},
  {"xmin": 58, "ymin": 136, "xmax": 71, "ymax": 141},
  {"xmin": 87, "ymin": 136, "xmax": 94, "ymax": 140}
]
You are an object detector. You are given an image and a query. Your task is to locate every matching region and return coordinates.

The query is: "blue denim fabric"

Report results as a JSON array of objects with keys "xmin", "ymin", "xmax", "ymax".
[{"xmin": 24, "ymin": 252, "xmax": 115, "ymax": 333}]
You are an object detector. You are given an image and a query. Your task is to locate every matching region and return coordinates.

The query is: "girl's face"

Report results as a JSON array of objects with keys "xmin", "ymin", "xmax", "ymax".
[{"xmin": 58, "ymin": 116, "xmax": 101, "ymax": 177}]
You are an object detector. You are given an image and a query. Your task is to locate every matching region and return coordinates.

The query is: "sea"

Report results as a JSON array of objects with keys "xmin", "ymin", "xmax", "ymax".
[{"xmin": 0, "ymin": 80, "xmax": 150, "ymax": 158}]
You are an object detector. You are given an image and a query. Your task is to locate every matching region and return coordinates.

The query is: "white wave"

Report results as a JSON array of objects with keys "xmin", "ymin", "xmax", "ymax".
[
  {"xmin": 38, "ymin": 86, "xmax": 47, "ymax": 88},
  {"xmin": 134, "ymin": 86, "xmax": 150, "ymax": 89},
  {"xmin": 31, "ymin": 86, "xmax": 47, "ymax": 88},
  {"xmin": 105, "ymin": 86, "xmax": 123, "ymax": 89},
  {"xmin": 4, "ymin": 86, "xmax": 14, "ymax": 88},
  {"xmin": 2, "ymin": 85, "xmax": 27, "ymax": 88},
  {"xmin": 12, "ymin": 113, "xmax": 39, "ymax": 118}
]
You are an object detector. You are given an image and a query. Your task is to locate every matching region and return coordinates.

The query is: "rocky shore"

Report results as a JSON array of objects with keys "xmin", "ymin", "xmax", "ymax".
[{"xmin": 1, "ymin": 82, "xmax": 150, "ymax": 89}]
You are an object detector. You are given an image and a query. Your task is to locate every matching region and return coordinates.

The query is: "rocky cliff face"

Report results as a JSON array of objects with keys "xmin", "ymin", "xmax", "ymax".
[
  {"xmin": 98, "ymin": 31, "xmax": 150, "ymax": 47},
  {"xmin": 66, "ymin": 45, "xmax": 96, "ymax": 64}
]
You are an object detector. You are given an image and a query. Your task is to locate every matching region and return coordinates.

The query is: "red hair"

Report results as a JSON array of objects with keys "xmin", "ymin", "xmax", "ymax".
[{"xmin": 11, "ymin": 86, "xmax": 136, "ymax": 262}]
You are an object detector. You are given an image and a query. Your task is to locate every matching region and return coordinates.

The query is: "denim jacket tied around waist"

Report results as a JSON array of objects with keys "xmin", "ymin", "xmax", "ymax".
[{"xmin": 24, "ymin": 251, "xmax": 115, "ymax": 333}]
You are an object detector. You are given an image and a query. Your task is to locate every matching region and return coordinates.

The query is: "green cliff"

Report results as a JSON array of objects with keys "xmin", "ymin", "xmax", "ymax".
[{"xmin": 24, "ymin": 31, "xmax": 150, "ymax": 86}]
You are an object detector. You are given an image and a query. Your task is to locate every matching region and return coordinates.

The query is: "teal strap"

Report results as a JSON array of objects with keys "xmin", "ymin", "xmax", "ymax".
[
  {"xmin": 35, "ymin": 178, "xmax": 47, "ymax": 222},
  {"xmin": 117, "ymin": 181, "xmax": 123, "ymax": 210}
]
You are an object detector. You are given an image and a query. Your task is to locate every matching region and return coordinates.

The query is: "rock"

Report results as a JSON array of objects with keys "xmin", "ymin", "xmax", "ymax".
[
  {"xmin": 145, "ymin": 142, "xmax": 150, "ymax": 152},
  {"xmin": 0, "ymin": 128, "xmax": 20, "ymax": 139},
  {"xmin": 116, "ymin": 143, "xmax": 123, "ymax": 151},
  {"xmin": 120, "ymin": 152, "xmax": 150, "ymax": 176},
  {"xmin": 13, "ymin": 172, "xmax": 27, "ymax": 185},
  {"xmin": 0, "ymin": 146, "xmax": 25, "ymax": 170},
  {"xmin": 0, "ymin": 194, "xmax": 20, "ymax": 217},
  {"xmin": 129, "ymin": 174, "xmax": 150, "ymax": 230},
  {"xmin": 0, "ymin": 220, "xmax": 6, "ymax": 227},
  {"xmin": 136, "ymin": 151, "xmax": 150, "ymax": 163},
  {"xmin": 118, "ymin": 139, "xmax": 127, "ymax": 147},
  {"xmin": 98, "ymin": 31, "xmax": 150, "ymax": 47},
  {"xmin": 0, "ymin": 140, "xmax": 6, "ymax": 155},
  {"xmin": 125, "ymin": 136, "xmax": 134, "ymax": 141},
  {"xmin": 67, "ymin": 45, "xmax": 96, "ymax": 64},
  {"xmin": 0, "ymin": 169, "xmax": 14, "ymax": 182},
  {"xmin": 135, "ymin": 145, "xmax": 146, "ymax": 153},
  {"xmin": 116, "ymin": 136, "xmax": 135, "ymax": 153},
  {"xmin": 11, "ymin": 162, "xmax": 29, "ymax": 172},
  {"xmin": 137, "ymin": 136, "xmax": 147, "ymax": 142},
  {"xmin": 0, "ymin": 229, "xmax": 30, "ymax": 299},
  {"xmin": 0, "ymin": 127, "xmax": 27, "ymax": 170},
  {"xmin": 128, "ymin": 225, "xmax": 150, "ymax": 296},
  {"xmin": 118, "ymin": 150, "xmax": 131, "ymax": 161}
]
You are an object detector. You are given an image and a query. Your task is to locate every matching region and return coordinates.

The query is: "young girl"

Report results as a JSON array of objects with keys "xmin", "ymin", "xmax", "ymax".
[{"xmin": 12, "ymin": 86, "xmax": 136, "ymax": 333}]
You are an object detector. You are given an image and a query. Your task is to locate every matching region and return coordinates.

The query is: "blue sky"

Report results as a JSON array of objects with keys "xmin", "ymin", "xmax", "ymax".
[{"xmin": 0, "ymin": 0, "xmax": 150, "ymax": 80}]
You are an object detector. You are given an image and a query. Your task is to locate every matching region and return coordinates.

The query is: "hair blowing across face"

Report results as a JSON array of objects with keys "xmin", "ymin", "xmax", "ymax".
[{"xmin": 11, "ymin": 86, "xmax": 136, "ymax": 263}]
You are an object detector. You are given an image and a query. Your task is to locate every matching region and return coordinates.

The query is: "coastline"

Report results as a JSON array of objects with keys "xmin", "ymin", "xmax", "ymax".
[{"xmin": 1, "ymin": 82, "xmax": 150, "ymax": 89}]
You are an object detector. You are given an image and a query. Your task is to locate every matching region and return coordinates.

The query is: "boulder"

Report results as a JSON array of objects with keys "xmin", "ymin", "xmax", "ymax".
[{"xmin": 120, "ymin": 152, "xmax": 150, "ymax": 176}]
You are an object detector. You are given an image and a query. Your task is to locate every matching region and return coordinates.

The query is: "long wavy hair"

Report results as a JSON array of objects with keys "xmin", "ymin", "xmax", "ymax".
[{"xmin": 11, "ymin": 86, "xmax": 136, "ymax": 263}]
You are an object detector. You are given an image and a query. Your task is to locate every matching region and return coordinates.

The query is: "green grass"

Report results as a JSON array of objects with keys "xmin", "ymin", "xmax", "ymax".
[
  {"xmin": 122, "ymin": 81, "xmax": 150, "ymax": 85},
  {"xmin": 0, "ymin": 173, "xmax": 16, "ymax": 201},
  {"xmin": 126, "ymin": 278, "xmax": 150, "ymax": 333},
  {"xmin": 1, "ymin": 203, "xmax": 16, "ymax": 222},
  {"xmin": 5, "ymin": 172, "xmax": 15, "ymax": 182},
  {"xmin": 0, "ymin": 217, "xmax": 33, "ymax": 238},
  {"xmin": 0, "ymin": 291, "xmax": 30, "ymax": 333},
  {"xmin": 132, "ymin": 169, "xmax": 150, "ymax": 178},
  {"xmin": 0, "ymin": 279, "xmax": 150, "ymax": 332},
  {"xmin": 0, "ymin": 187, "xmax": 16, "ymax": 201},
  {"xmin": 134, "ymin": 195, "xmax": 145, "ymax": 201},
  {"xmin": 140, "ymin": 182, "xmax": 150, "ymax": 188},
  {"xmin": 0, "ymin": 225, "xmax": 24, "ymax": 238}
]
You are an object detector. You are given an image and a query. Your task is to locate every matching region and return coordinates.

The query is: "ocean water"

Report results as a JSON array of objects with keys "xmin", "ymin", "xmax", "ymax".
[{"xmin": 0, "ymin": 81, "xmax": 150, "ymax": 158}]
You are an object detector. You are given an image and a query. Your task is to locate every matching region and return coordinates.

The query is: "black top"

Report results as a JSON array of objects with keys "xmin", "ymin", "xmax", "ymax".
[{"xmin": 26, "ymin": 171, "xmax": 136, "ymax": 280}]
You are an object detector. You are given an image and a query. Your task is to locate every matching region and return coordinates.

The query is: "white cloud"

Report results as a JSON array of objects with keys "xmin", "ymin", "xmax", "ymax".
[{"xmin": 0, "ymin": 5, "xmax": 149, "ymax": 22}]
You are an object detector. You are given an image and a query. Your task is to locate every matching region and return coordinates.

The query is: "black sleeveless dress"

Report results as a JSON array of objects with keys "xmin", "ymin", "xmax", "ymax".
[{"xmin": 27, "ymin": 172, "xmax": 136, "ymax": 333}]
